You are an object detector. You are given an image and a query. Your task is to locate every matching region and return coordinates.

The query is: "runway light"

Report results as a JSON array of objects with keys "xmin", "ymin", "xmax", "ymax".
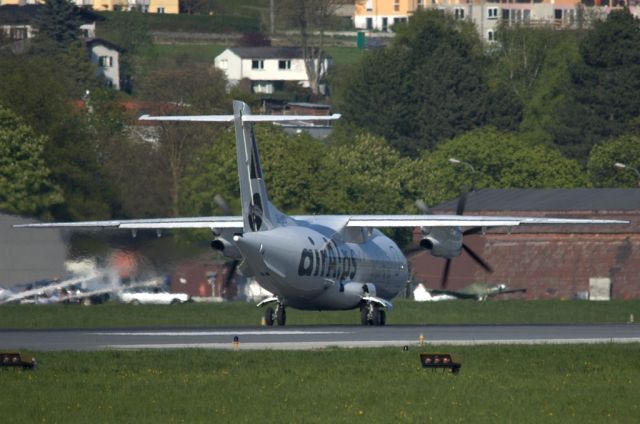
[
  {"xmin": 0, "ymin": 352, "xmax": 37, "ymax": 370},
  {"xmin": 232, "ymin": 336, "xmax": 240, "ymax": 351},
  {"xmin": 420, "ymin": 353, "xmax": 461, "ymax": 374}
]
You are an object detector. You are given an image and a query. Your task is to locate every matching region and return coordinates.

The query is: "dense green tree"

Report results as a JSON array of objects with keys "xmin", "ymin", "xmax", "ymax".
[
  {"xmin": 0, "ymin": 54, "xmax": 113, "ymax": 220},
  {"xmin": 0, "ymin": 107, "xmax": 63, "ymax": 217},
  {"xmin": 558, "ymin": 9, "xmax": 640, "ymax": 160},
  {"xmin": 33, "ymin": 0, "xmax": 82, "ymax": 48},
  {"xmin": 588, "ymin": 134, "xmax": 640, "ymax": 188},
  {"xmin": 336, "ymin": 10, "xmax": 501, "ymax": 155},
  {"xmin": 418, "ymin": 128, "xmax": 589, "ymax": 206},
  {"xmin": 323, "ymin": 133, "xmax": 418, "ymax": 214},
  {"xmin": 516, "ymin": 31, "xmax": 582, "ymax": 148},
  {"xmin": 182, "ymin": 126, "xmax": 327, "ymax": 216}
]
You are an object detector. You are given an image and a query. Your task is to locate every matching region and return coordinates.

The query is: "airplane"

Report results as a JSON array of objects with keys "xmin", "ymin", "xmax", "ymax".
[
  {"xmin": 15, "ymin": 100, "xmax": 628, "ymax": 326},
  {"xmin": 413, "ymin": 283, "xmax": 527, "ymax": 302}
]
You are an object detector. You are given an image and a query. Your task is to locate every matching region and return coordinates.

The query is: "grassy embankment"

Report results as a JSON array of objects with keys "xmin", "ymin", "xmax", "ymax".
[
  {"xmin": 2, "ymin": 344, "xmax": 639, "ymax": 422},
  {"xmin": 1, "ymin": 300, "xmax": 639, "ymax": 329}
]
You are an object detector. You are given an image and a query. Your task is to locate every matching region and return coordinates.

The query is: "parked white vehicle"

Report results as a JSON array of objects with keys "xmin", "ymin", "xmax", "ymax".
[{"xmin": 118, "ymin": 288, "xmax": 190, "ymax": 305}]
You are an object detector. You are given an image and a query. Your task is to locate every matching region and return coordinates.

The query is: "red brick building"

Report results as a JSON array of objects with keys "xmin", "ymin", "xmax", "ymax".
[{"xmin": 409, "ymin": 189, "xmax": 640, "ymax": 300}]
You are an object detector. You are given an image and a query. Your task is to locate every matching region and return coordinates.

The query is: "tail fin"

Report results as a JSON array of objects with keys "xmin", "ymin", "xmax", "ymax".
[
  {"xmin": 232, "ymin": 100, "xmax": 276, "ymax": 233},
  {"xmin": 139, "ymin": 100, "xmax": 340, "ymax": 234}
]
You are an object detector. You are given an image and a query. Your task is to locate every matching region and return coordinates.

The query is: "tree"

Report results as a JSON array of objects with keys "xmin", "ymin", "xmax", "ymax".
[
  {"xmin": 0, "ymin": 54, "xmax": 113, "ymax": 220},
  {"xmin": 588, "ymin": 134, "xmax": 640, "ymax": 188},
  {"xmin": 558, "ymin": 9, "xmax": 640, "ymax": 161},
  {"xmin": 100, "ymin": 11, "xmax": 156, "ymax": 94},
  {"xmin": 322, "ymin": 132, "xmax": 418, "ymax": 214},
  {"xmin": 277, "ymin": 0, "xmax": 350, "ymax": 96},
  {"xmin": 0, "ymin": 107, "xmax": 63, "ymax": 217},
  {"xmin": 138, "ymin": 64, "xmax": 230, "ymax": 216},
  {"xmin": 418, "ymin": 128, "xmax": 589, "ymax": 206},
  {"xmin": 336, "ymin": 10, "xmax": 497, "ymax": 155},
  {"xmin": 182, "ymin": 126, "xmax": 328, "ymax": 216},
  {"xmin": 33, "ymin": 0, "xmax": 82, "ymax": 48}
]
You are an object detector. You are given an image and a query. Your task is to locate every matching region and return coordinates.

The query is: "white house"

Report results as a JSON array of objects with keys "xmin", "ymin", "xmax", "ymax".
[
  {"xmin": 87, "ymin": 38, "xmax": 123, "ymax": 90},
  {"xmin": 214, "ymin": 47, "xmax": 331, "ymax": 94}
]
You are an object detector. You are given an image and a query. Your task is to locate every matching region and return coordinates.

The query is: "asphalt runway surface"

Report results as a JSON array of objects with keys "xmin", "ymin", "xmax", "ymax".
[{"xmin": 1, "ymin": 324, "xmax": 639, "ymax": 351}]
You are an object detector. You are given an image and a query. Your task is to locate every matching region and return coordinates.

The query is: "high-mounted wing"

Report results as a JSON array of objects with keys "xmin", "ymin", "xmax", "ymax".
[
  {"xmin": 344, "ymin": 214, "xmax": 628, "ymax": 228},
  {"xmin": 14, "ymin": 216, "xmax": 243, "ymax": 230},
  {"xmin": 139, "ymin": 114, "xmax": 341, "ymax": 123}
]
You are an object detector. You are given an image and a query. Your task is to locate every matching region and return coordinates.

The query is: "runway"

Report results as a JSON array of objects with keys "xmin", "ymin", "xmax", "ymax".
[{"xmin": 1, "ymin": 324, "xmax": 639, "ymax": 350}]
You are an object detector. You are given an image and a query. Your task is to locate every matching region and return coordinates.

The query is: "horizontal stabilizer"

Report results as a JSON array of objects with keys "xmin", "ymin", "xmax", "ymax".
[{"xmin": 139, "ymin": 114, "xmax": 341, "ymax": 123}]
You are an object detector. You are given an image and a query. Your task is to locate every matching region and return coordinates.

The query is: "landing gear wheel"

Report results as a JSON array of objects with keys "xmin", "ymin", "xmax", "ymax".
[
  {"xmin": 378, "ymin": 309, "xmax": 386, "ymax": 326},
  {"xmin": 360, "ymin": 304, "xmax": 368, "ymax": 325},
  {"xmin": 370, "ymin": 304, "xmax": 381, "ymax": 326},
  {"xmin": 264, "ymin": 307, "xmax": 275, "ymax": 326},
  {"xmin": 276, "ymin": 306, "xmax": 286, "ymax": 326}
]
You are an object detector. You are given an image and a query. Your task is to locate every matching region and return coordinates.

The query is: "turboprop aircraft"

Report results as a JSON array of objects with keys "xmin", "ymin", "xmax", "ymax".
[
  {"xmin": 414, "ymin": 283, "xmax": 527, "ymax": 302},
  {"xmin": 16, "ymin": 100, "xmax": 627, "ymax": 326}
]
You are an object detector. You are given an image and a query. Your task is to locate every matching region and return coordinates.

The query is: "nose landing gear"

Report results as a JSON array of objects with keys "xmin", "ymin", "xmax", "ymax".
[
  {"xmin": 360, "ymin": 301, "xmax": 386, "ymax": 326},
  {"xmin": 261, "ymin": 298, "xmax": 286, "ymax": 326}
]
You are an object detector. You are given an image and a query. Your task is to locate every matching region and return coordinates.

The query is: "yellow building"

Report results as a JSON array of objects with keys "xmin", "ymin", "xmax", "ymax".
[
  {"xmin": 92, "ymin": 0, "xmax": 128, "ymax": 11},
  {"xmin": 354, "ymin": 0, "xmax": 419, "ymax": 30},
  {"xmin": 148, "ymin": 0, "xmax": 178, "ymax": 14}
]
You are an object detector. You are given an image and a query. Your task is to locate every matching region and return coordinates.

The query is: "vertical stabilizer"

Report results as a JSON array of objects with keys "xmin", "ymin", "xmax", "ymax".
[{"xmin": 233, "ymin": 101, "xmax": 276, "ymax": 233}]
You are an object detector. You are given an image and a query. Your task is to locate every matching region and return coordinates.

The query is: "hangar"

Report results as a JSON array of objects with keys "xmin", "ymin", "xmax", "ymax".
[
  {"xmin": 0, "ymin": 213, "xmax": 66, "ymax": 288},
  {"xmin": 409, "ymin": 189, "xmax": 640, "ymax": 300}
]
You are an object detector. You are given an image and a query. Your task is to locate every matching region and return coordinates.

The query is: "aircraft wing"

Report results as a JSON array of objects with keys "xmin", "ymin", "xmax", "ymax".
[
  {"xmin": 427, "ymin": 289, "xmax": 479, "ymax": 300},
  {"xmin": 13, "ymin": 216, "xmax": 244, "ymax": 230},
  {"xmin": 343, "ymin": 214, "xmax": 628, "ymax": 228},
  {"xmin": 14, "ymin": 214, "xmax": 626, "ymax": 231}
]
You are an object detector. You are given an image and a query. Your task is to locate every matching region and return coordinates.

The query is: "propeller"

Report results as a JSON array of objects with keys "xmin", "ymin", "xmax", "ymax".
[
  {"xmin": 223, "ymin": 259, "xmax": 240, "ymax": 289},
  {"xmin": 214, "ymin": 194, "xmax": 232, "ymax": 215},
  {"xmin": 440, "ymin": 189, "xmax": 493, "ymax": 288},
  {"xmin": 213, "ymin": 194, "xmax": 239, "ymax": 293}
]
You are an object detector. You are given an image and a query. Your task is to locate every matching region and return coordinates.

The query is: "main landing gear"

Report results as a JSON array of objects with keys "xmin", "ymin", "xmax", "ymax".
[
  {"xmin": 264, "ymin": 302, "xmax": 286, "ymax": 326},
  {"xmin": 360, "ymin": 301, "xmax": 386, "ymax": 326}
]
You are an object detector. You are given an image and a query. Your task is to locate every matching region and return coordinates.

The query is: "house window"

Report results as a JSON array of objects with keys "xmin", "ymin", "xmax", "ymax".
[
  {"xmin": 487, "ymin": 29, "xmax": 495, "ymax": 41},
  {"xmin": 157, "ymin": 7, "xmax": 165, "ymax": 13},
  {"xmin": 278, "ymin": 60, "xmax": 291, "ymax": 70},
  {"xmin": 417, "ymin": 0, "xmax": 424, "ymax": 8},
  {"xmin": 252, "ymin": 60, "xmax": 264, "ymax": 70},
  {"xmin": 366, "ymin": 0, "xmax": 372, "ymax": 11},
  {"xmin": 219, "ymin": 59, "xmax": 228, "ymax": 70},
  {"xmin": 394, "ymin": 0, "xmax": 399, "ymax": 11},
  {"xmin": 488, "ymin": 7, "xmax": 498, "ymax": 19},
  {"xmin": 98, "ymin": 56, "xmax": 113, "ymax": 67},
  {"xmin": 454, "ymin": 8, "xmax": 464, "ymax": 19}
]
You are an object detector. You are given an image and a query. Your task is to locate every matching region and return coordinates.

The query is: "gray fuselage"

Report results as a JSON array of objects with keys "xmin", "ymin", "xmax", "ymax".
[{"xmin": 234, "ymin": 219, "xmax": 408, "ymax": 311}]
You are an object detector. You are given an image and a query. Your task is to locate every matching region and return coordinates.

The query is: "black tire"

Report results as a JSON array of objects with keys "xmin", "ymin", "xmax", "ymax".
[
  {"xmin": 378, "ymin": 309, "xmax": 386, "ymax": 326},
  {"xmin": 360, "ymin": 305, "xmax": 369, "ymax": 325},
  {"xmin": 170, "ymin": 298, "xmax": 181, "ymax": 305},
  {"xmin": 130, "ymin": 299, "xmax": 140, "ymax": 305},
  {"xmin": 264, "ymin": 307, "xmax": 275, "ymax": 326},
  {"xmin": 276, "ymin": 306, "xmax": 286, "ymax": 326},
  {"xmin": 371, "ymin": 305, "xmax": 380, "ymax": 326}
]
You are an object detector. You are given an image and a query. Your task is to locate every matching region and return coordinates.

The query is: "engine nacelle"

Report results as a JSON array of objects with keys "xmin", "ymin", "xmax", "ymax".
[
  {"xmin": 210, "ymin": 237, "xmax": 242, "ymax": 259},
  {"xmin": 420, "ymin": 227, "xmax": 463, "ymax": 259}
]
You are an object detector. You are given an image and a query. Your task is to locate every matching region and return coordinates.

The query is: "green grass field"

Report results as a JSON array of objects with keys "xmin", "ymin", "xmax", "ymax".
[
  {"xmin": 2, "ymin": 344, "xmax": 639, "ymax": 423},
  {"xmin": 1, "ymin": 300, "xmax": 639, "ymax": 329}
]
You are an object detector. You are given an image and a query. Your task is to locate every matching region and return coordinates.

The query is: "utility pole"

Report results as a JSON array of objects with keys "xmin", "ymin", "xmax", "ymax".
[{"xmin": 270, "ymin": 0, "xmax": 275, "ymax": 34}]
